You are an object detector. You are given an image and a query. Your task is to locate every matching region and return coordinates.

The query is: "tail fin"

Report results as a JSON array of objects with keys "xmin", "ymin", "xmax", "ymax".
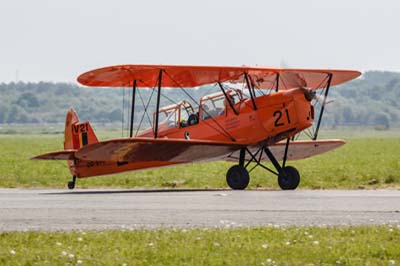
[{"xmin": 64, "ymin": 108, "xmax": 98, "ymax": 150}]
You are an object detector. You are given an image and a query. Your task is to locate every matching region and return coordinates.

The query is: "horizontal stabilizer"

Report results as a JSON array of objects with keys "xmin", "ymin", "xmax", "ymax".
[{"xmin": 31, "ymin": 150, "xmax": 76, "ymax": 160}]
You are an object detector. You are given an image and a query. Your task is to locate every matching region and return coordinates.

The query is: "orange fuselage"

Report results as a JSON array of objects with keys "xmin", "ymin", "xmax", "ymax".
[
  {"xmin": 71, "ymin": 88, "xmax": 314, "ymax": 178},
  {"xmin": 140, "ymin": 88, "xmax": 313, "ymax": 144}
]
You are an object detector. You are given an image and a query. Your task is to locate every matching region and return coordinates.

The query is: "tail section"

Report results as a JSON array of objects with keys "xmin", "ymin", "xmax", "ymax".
[
  {"xmin": 32, "ymin": 108, "xmax": 99, "ymax": 181},
  {"xmin": 64, "ymin": 108, "xmax": 98, "ymax": 150}
]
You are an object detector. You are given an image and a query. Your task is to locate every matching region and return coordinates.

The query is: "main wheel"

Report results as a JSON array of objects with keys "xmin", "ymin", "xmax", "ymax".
[
  {"xmin": 278, "ymin": 166, "xmax": 300, "ymax": 190},
  {"xmin": 226, "ymin": 165, "xmax": 250, "ymax": 190},
  {"xmin": 67, "ymin": 181, "xmax": 75, "ymax": 190}
]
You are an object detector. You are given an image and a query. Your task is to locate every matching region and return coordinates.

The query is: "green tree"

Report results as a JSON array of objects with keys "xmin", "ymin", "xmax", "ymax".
[
  {"xmin": 16, "ymin": 92, "xmax": 40, "ymax": 109},
  {"xmin": 374, "ymin": 112, "xmax": 390, "ymax": 129}
]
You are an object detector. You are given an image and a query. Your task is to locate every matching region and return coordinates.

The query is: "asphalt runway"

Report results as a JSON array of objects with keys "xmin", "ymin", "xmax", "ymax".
[{"xmin": 1, "ymin": 188, "xmax": 400, "ymax": 231}]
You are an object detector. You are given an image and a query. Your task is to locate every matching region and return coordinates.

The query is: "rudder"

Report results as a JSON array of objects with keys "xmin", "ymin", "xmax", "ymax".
[{"xmin": 64, "ymin": 108, "xmax": 98, "ymax": 150}]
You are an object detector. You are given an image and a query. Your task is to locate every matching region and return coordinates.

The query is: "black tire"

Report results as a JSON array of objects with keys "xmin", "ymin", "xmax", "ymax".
[
  {"xmin": 67, "ymin": 181, "xmax": 75, "ymax": 190},
  {"xmin": 278, "ymin": 166, "xmax": 300, "ymax": 190},
  {"xmin": 226, "ymin": 165, "xmax": 250, "ymax": 190}
]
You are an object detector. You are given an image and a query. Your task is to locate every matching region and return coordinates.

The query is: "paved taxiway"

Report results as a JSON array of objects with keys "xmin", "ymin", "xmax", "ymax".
[{"xmin": 1, "ymin": 189, "xmax": 399, "ymax": 231}]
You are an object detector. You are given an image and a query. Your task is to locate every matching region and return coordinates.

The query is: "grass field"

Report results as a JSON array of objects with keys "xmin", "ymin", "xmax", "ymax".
[
  {"xmin": 1, "ymin": 129, "xmax": 399, "ymax": 266},
  {"xmin": 0, "ymin": 129, "xmax": 399, "ymax": 189},
  {"xmin": 1, "ymin": 226, "xmax": 399, "ymax": 265}
]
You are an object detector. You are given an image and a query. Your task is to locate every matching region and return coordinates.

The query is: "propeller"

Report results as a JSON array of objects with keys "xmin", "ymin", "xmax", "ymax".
[{"xmin": 281, "ymin": 71, "xmax": 330, "ymax": 105}]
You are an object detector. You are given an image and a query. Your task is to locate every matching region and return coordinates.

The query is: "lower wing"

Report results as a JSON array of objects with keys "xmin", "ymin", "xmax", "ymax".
[
  {"xmin": 73, "ymin": 138, "xmax": 245, "ymax": 163},
  {"xmin": 226, "ymin": 139, "xmax": 345, "ymax": 162},
  {"xmin": 31, "ymin": 139, "xmax": 343, "ymax": 164}
]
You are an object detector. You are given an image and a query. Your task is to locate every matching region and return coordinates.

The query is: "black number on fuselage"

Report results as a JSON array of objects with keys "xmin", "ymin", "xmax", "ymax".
[
  {"xmin": 274, "ymin": 110, "xmax": 284, "ymax": 127},
  {"xmin": 285, "ymin": 109, "xmax": 291, "ymax": 124},
  {"xmin": 274, "ymin": 109, "xmax": 291, "ymax": 127}
]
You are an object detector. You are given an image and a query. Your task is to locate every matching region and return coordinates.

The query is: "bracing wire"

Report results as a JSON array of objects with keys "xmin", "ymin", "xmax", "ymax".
[
  {"xmin": 121, "ymin": 87, "xmax": 125, "ymax": 137},
  {"xmin": 127, "ymin": 86, "xmax": 132, "ymax": 137},
  {"xmin": 135, "ymin": 80, "xmax": 158, "ymax": 137},
  {"xmin": 135, "ymin": 88, "xmax": 154, "ymax": 137},
  {"xmin": 163, "ymin": 70, "xmax": 236, "ymax": 141}
]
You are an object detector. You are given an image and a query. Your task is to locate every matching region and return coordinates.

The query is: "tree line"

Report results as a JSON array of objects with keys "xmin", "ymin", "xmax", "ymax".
[{"xmin": 0, "ymin": 71, "xmax": 399, "ymax": 128}]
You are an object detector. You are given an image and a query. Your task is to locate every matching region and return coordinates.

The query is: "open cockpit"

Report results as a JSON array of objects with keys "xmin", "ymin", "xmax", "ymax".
[{"xmin": 138, "ymin": 88, "xmax": 245, "ymax": 138}]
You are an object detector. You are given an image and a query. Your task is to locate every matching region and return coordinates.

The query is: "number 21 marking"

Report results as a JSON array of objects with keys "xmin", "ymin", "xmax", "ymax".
[{"xmin": 274, "ymin": 109, "xmax": 291, "ymax": 127}]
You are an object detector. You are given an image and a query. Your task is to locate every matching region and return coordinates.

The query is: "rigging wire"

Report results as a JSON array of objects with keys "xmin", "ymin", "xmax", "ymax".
[
  {"xmin": 134, "ymin": 79, "xmax": 159, "ymax": 137},
  {"xmin": 133, "ymin": 77, "xmax": 166, "ymax": 137},
  {"xmin": 121, "ymin": 87, "xmax": 125, "ymax": 137},
  {"xmin": 163, "ymin": 70, "xmax": 236, "ymax": 142},
  {"xmin": 200, "ymin": 83, "xmax": 219, "ymax": 102},
  {"xmin": 311, "ymin": 74, "xmax": 331, "ymax": 138},
  {"xmin": 248, "ymin": 75, "xmax": 266, "ymax": 97},
  {"xmin": 135, "ymin": 88, "xmax": 155, "ymax": 137},
  {"xmin": 278, "ymin": 73, "xmax": 289, "ymax": 90},
  {"xmin": 240, "ymin": 75, "xmax": 248, "ymax": 97},
  {"xmin": 161, "ymin": 91, "xmax": 178, "ymax": 105},
  {"xmin": 127, "ymin": 85, "xmax": 133, "ymax": 137},
  {"xmin": 268, "ymin": 73, "xmax": 279, "ymax": 95},
  {"xmin": 293, "ymin": 74, "xmax": 331, "ymax": 140}
]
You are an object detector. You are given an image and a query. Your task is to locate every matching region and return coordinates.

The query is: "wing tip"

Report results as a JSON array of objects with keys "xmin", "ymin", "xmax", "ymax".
[{"xmin": 31, "ymin": 150, "xmax": 76, "ymax": 160}]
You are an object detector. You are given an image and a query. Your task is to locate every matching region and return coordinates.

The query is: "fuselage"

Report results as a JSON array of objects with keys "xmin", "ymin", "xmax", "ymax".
[
  {"xmin": 139, "ymin": 88, "xmax": 314, "ymax": 145},
  {"xmin": 71, "ymin": 88, "xmax": 314, "ymax": 178}
]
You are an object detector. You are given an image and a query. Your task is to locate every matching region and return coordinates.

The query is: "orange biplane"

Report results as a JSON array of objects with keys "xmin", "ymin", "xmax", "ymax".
[{"xmin": 32, "ymin": 65, "xmax": 361, "ymax": 190}]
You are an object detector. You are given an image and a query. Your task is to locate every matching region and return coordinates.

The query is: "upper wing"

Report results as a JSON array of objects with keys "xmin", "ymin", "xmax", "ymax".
[
  {"xmin": 75, "ymin": 137, "xmax": 245, "ymax": 163},
  {"xmin": 226, "ymin": 139, "xmax": 345, "ymax": 162},
  {"xmin": 247, "ymin": 69, "xmax": 361, "ymax": 90},
  {"xmin": 77, "ymin": 64, "xmax": 361, "ymax": 90}
]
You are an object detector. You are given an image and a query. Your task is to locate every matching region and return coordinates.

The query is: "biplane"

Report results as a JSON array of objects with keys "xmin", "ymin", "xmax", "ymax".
[{"xmin": 32, "ymin": 65, "xmax": 361, "ymax": 190}]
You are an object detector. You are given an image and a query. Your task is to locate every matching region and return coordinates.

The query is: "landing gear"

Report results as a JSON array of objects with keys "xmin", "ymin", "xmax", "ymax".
[
  {"xmin": 226, "ymin": 139, "xmax": 301, "ymax": 190},
  {"xmin": 278, "ymin": 166, "xmax": 300, "ymax": 190},
  {"xmin": 226, "ymin": 165, "xmax": 249, "ymax": 190},
  {"xmin": 226, "ymin": 148, "xmax": 250, "ymax": 190},
  {"xmin": 264, "ymin": 141, "xmax": 301, "ymax": 190},
  {"xmin": 67, "ymin": 176, "xmax": 76, "ymax": 190}
]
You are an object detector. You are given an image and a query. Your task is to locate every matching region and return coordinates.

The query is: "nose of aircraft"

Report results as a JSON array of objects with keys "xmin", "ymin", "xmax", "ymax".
[{"xmin": 302, "ymin": 88, "xmax": 316, "ymax": 101}]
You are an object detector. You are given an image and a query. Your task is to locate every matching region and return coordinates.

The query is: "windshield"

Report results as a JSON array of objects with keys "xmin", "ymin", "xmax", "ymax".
[{"xmin": 159, "ymin": 108, "xmax": 178, "ymax": 128}]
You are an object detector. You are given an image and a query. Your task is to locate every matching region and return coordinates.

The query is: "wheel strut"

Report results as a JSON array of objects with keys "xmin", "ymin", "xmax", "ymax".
[
  {"xmin": 67, "ymin": 175, "xmax": 76, "ymax": 190},
  {"xmin": 264, "ymin": 140, "xmax": 301, "ymax": 190},
  {"xmin": 226, "ymin": 148, "xmax": 250, "ymax": 190}
]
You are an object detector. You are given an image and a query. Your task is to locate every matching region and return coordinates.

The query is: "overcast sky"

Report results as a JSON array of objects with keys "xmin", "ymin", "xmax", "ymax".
[{"xmin": 0, "ymin": 0, "xmax": 399, "ymax": 82}]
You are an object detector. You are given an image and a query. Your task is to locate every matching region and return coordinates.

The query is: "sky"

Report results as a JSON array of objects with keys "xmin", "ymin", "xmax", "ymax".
[{"xmin": 0, "ymin": 0, "xmax": 399, "ymax": 82}]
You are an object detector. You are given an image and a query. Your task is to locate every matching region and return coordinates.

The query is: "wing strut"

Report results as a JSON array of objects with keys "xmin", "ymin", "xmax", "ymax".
[
  {"xmin": 313, "ymin": 73, "xmax": 333, "ymax": 140},
  {"xmin": 275, "ymin": 73, "xmax": 280, "ymax": 92},
  {"xmin": 129, "ymin": 80, "xmax": 137, "ymax": 138},
  {"xmin": 244, "ymin": 72, "xmax": 257, "ymax": 110},
  {"xmin": 218, "ymin": 82, "xmax": 238, "ymax": 115},
  {"xmin": 154, "ymin": 70, "xmax": 163, "ymax": 138},
  {"xmin": 282, "ymin": 138, "xmax": 290, "ymax": 168}
]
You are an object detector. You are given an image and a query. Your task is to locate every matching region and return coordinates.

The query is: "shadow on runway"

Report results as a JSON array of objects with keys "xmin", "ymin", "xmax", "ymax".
[{"xmin": 42, "ymin": 188, "xmax": 232, "ymax": 195}]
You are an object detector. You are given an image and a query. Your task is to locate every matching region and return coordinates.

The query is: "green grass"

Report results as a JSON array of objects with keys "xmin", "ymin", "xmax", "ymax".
[
  {"xmin": 1, "ymin": 226, "xmax": 399, "ymax": 265},
  {"xmin": 0, "ymin": 132, "xmax": 399, "ymax": 189}
]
